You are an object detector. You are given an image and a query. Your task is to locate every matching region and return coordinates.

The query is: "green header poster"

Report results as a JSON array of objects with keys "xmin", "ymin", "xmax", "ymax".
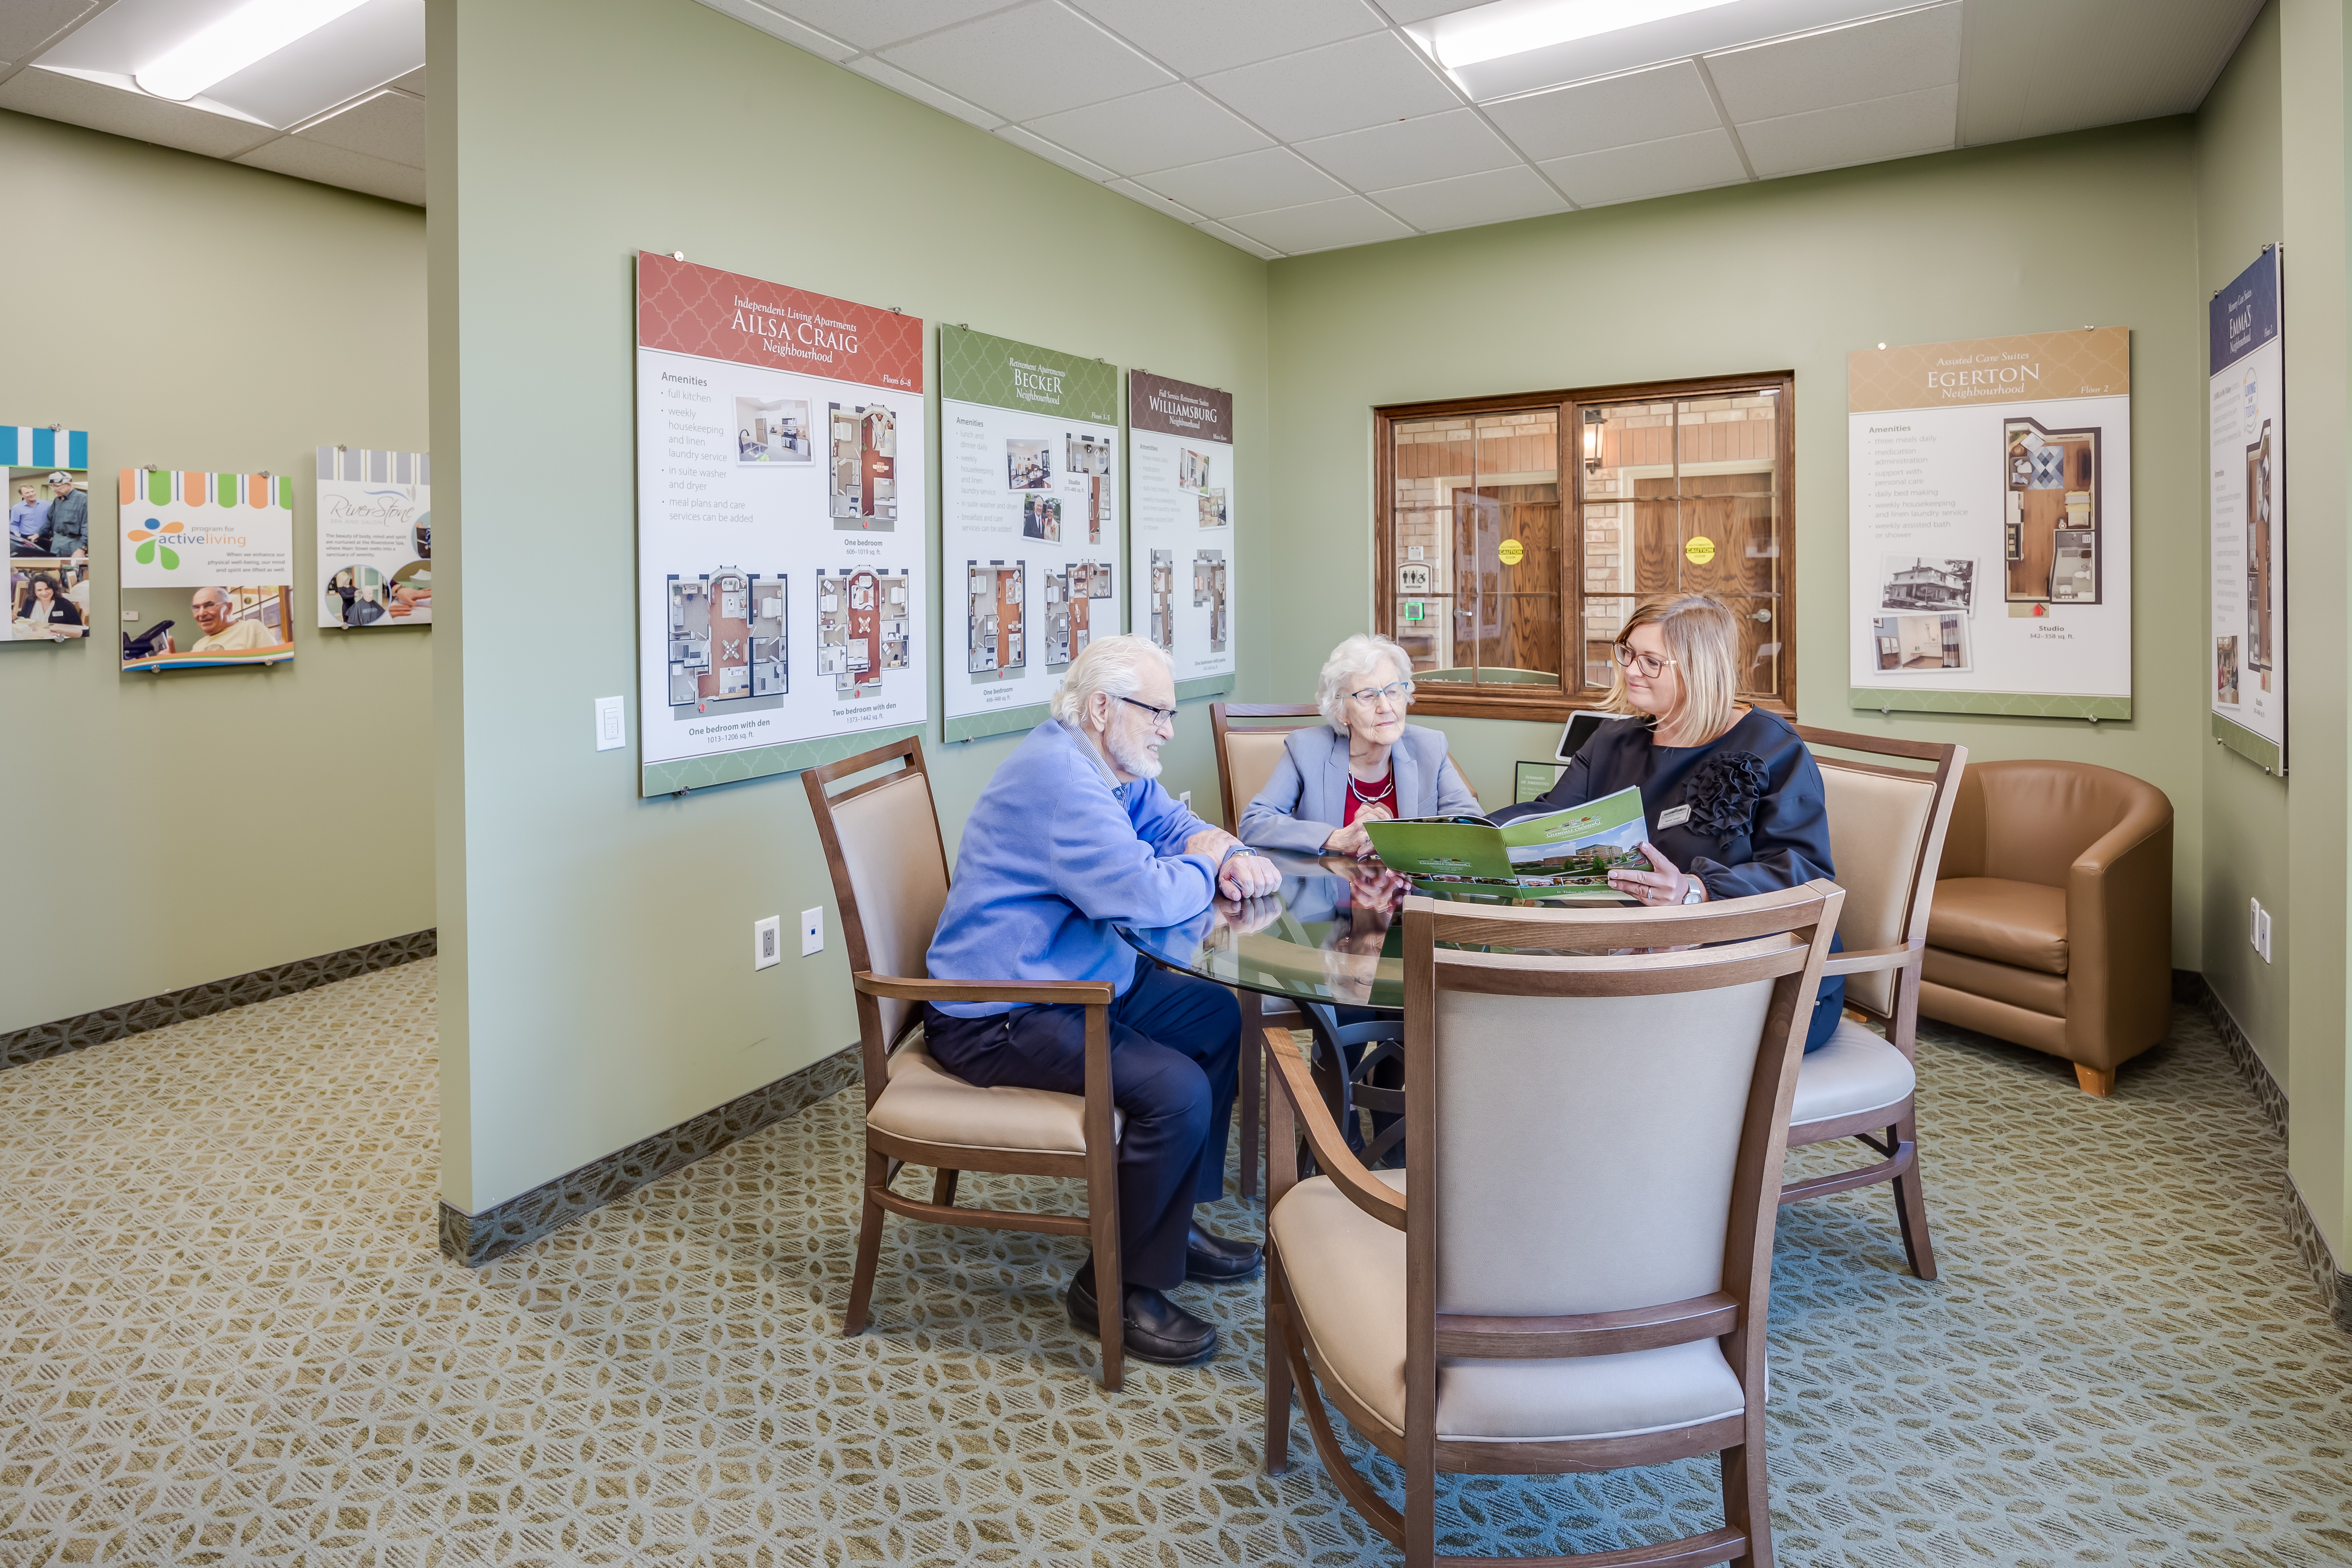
[{"xmin": 940, "ymin": 325, "xmax": 1125, "ymax": 744}]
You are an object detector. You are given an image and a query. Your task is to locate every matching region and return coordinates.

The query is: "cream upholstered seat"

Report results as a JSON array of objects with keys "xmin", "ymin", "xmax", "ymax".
[
  {"xmin": 806, "ymin": 736, "xmax": 1131, "ymax": 1389},
  {"xmin": 1263, "ymin": 884, "xmax": 1845, "ymax": 1568},
  {"xmin": 869, "ymin": 1029, "xmax": 1124, "ymax": 1156},
  {"xmin": 1789, "ymin": 726, "xmax": 1967, "ymax": 1281}
]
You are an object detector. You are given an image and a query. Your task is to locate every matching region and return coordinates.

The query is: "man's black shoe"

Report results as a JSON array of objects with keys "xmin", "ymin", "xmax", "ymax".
[
  {"xmin": 1185, "ymin": 1223, "xmax": 1262, "ymax": 1283},
  {"xmin": 1065, "ymin": 1266, "xmax": 1218, "ymax": 1366}
]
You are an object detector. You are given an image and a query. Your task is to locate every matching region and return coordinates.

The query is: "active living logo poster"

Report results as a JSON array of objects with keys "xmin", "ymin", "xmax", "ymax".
[
  {"xmin": 5, "ymin": 425, "xmax": 93, "ymax": 647},
  {"xmin": 2209, "ymin": 248, "xmax": 2285, "ymax": 773},
  {"xmin": 1129, "ymin": 370, "xmax": 1234, "ymax": 698},
  {"xmin": 317, "ymin": 446, "xmax": 431, "ymax": 628},
  {"xmin": 940, "ymin": 325, "xmax": 1122, "ymax": 743},
  {"xmin": 1847, "ymin": 327, "xmax": 2131, "ymax": 720},
  {"xmin": 118, "ymin": 468, "xmax": 296, "ymax": 672},
  {"xmin": 634, "ymin": 251, "xmax": 926, "ymax": 795}
]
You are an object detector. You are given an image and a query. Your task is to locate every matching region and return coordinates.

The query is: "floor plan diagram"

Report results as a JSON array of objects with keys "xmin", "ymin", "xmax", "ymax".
[
  {"xmin": 816, "ymin": 567, "xmax": 909, "ymax": 698},
  {"xmin": 667, "ymin": 567, "xmax": 786, "ymax": 711},
  {"xmin": 2246, "ymin": 420, "xmax": 2274, "ymax": 691},
  {"xmin": 1148, "ymin": 549, "xmax": 1174, "ymax": 652},
  {"xmin": 967, "ymin": 560, "xmax": 1025, "ymax": 677},
  {"xmin": 829, "ymin": 402, "xmax": 898, "ymax": 528},
  {"xmin": 1193, "ymin": 549, "xmax": 1228, "ymax": 653},
  {"xmin": 2003, "ymin": 416, "xmax": 2100, "ymax": 605},
  {"xmin": 1044, "ymin": 561, "xmax": 1113, "ymax": 667}
]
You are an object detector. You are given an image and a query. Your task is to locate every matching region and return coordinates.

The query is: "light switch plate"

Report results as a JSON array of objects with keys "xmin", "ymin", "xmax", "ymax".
[
  {"xmin": 801, "ymin": 907, "xmax": 824, "ymax": 957},
  {"xmin": 1179, "ymin": 790, "xmax": 1191, "ymax": 806},
  {"xmin": 594, "ymin": 694, "xmax": 626, "ymax": 752},
  {"xmin": 2257, "ymin": 906, "xmax": 2272, "ymax": 963},
  {"xmin": 753, "ymin": 915, "xmax": 781, "ymax": 970}
]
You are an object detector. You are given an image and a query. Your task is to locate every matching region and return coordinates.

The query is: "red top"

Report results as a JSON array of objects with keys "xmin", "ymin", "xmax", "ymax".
[{"xmin": 1343, "ymin": 768, "xmax": 1397, "ymax": 827}]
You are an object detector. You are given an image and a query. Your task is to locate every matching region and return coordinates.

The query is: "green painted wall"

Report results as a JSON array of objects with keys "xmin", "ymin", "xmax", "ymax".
[
  {"xmin": 429, "ymin": 0, "xmax": 1269, "ymax": 1213},
  {"xmin": 1264, "ymin": 123, "xmax": 2210, "ymax": 967},
  {"xmin": 2196, "ymin": 3, "xmax": 2291, "ymax": 1090},
  {"xmin": 0, "ymin": 109, "xmax": 431, "ymax": 1036}
]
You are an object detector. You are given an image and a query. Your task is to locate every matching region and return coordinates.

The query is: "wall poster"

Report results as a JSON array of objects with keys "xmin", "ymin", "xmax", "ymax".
[
  {"xmin": 2209, "ymin": 248, "xmax": 2284, "ymax": 773},
  {"xmin": 1128, "ymin": 370, "xmax": 1234, "ymax": 699},
  {"xmin": 317, "ymin": 447, "xmax": 431, "ymax": 628},
  {"xmin": 1848, "ymin": 327, "xmax": 2131, "ymax": 719},
  {"xmin": 634, "ymin": 251, "xmax": 926, "ymax": 794},
  {"xmin": 939, "ymin": 325, "xmax": 1123, "ymax": 743},
  {"xmin": 118, "ymin": 468, "xmax": 297, "ymax": 672},
  {"xmin": 6, "ymin": 425, "xmax": 92, "ymax": 645}
]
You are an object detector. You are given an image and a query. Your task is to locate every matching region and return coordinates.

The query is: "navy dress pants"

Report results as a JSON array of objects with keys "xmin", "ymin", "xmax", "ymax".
[{"xmin": 923, "ymin": 959, "xmax": 1240, "ymax": 1292}]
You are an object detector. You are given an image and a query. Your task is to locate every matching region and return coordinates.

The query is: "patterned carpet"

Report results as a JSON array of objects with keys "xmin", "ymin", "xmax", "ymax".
[{"xmin": 1, "ymin": 958, "xmax": 2347, "ymax": 1566}]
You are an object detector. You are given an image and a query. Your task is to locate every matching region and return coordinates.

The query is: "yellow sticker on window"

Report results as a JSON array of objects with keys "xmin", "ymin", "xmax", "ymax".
[
  {"xmin": 1498, "ymin": 538, "xmax": 1525, "ymax": 566},
  {"xmin": 1684, "ymin": 535, "xmax": 1716, "ymax": 565}
]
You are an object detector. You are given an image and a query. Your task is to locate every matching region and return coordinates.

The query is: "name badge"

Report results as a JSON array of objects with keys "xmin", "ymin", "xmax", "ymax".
[{"xmin": 1657, "ymin": 804, "xmax": 1692, "ymax": 829}]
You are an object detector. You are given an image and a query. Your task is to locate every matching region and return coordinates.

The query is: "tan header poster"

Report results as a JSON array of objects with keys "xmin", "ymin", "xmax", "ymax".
[{"xmin": 1847, "ymin": 327, "xmax": 2131, "ymax": 720}]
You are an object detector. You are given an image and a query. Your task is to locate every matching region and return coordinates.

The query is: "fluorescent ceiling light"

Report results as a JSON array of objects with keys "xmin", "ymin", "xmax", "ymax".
[
  {"xmin": 1427, "ymin": 0, "xmax": 1743, "ymax": 69},
  {"xmin": 135, "ymin": 0, "xmax": 375, "ymax": 102}
]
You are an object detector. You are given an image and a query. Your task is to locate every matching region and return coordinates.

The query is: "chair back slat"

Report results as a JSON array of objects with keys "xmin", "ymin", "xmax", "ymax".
[
  {"xmin": 804, "ymin": 738, "xmax": 951, "ymax": 1050},
  {"xmin": 1211, "ymin": 702, "xmax": 1321, "ymax": 827}
]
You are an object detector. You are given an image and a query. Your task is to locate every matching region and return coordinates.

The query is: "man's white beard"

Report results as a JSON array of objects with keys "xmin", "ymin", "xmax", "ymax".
[{"xmin": 1105, "ymin": 723, "xmax": 1163, "ymax": 781}]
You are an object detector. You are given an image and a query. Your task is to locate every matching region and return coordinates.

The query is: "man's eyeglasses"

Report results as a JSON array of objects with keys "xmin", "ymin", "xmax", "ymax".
[
  {"xmin": 1346, "ymin": 680, "xmax": 1414, "ymax": 706},
  {"xmin": 1612, "ymin": 644, "xmax": 1676, "ymax": 679},
  {"xmin": 1119, "ymin": 695, "xmax": 1178, "ymax": 729}
]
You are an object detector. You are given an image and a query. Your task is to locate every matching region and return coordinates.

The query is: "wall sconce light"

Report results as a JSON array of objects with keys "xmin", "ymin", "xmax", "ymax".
[{"xmin": 1581, "ymin": 408, "xmax": 1604, "ymax": 472}]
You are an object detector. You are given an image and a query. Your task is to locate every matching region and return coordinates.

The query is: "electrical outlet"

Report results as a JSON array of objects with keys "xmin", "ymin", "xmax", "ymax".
[
  {"xmin": 2249, "ymin": 898, "xmax": 2260, "ymax": 950},
  {"xmin": 753, "ymin": 915, "xmax": 780, "ymax": 970},
  {"xmin": 594, "ymin": 694, "xmax": 626, "ymax": 752},
  {"xmin": 1179, "ymin": 790, "xmax": 1191, "ymax": 807},
  {"xmin": 2257, "ymin": 905, "xmax": 2272, "ymax": 964},
  {"xmin": 801, "ymin": 907, "xmax": 824, "ymax": 957}
]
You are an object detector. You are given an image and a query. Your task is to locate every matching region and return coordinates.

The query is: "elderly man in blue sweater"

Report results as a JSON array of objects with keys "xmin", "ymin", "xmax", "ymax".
[{"xmin": 925, "ymin": 634, "xmax": 1281, "ymax": 1366}]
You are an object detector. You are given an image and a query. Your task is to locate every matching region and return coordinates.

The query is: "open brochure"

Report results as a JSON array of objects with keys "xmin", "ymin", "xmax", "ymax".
[{"xmin": 1361, "ymin": 784, "xmax": 1649, "ymax": 900}]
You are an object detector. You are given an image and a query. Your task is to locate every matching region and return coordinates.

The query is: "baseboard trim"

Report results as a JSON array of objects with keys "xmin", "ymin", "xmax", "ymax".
[
  {"xmin": 3, "ymin": 929, "xmax": 439, "ymax": 1072},
  {"xmin": 2180, "ymin": 969, "xmax": 2352, "ymax": 1332},
  {"xmin": 437, "ymin": 1045, "xmax": 862, "ymax": 1267}
]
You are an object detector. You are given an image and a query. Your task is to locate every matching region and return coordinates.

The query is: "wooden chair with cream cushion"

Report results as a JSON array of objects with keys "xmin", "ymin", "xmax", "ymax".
[
  {"xmin": 1788, "ymin": 726, "xmax": 1967, "ymax": 1281},
  {"xmin": 804, "ymin": 735, "xmax": 1129, "ymax": 1389},
  {"xmin": 1262, "ymin": 883, "xmax": 1844, "ymax": 1568},
  {"xmin": 1209, "ymin": 701, "xmax": 1326, "ymax": 1199}
]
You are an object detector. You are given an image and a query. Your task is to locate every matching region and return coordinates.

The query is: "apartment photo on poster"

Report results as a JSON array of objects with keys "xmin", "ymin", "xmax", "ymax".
[
  {"xmin": 633, "ymin": 251, "xmax": 927, "ymax": 795},
  {"xmin": 118, "ymin": 468, "xmax": 298, "ymax": 672},
  {"xmin": 5, "ymin": 425, "xmax": 93, "ymax": 647},
  {"xmin": 1128, "ymin": 369, "xmax": 1234, "ymax": 697},
  {"xmin": 2208, "ymin": 246, "xmax": 2285, "ymax": 773}
]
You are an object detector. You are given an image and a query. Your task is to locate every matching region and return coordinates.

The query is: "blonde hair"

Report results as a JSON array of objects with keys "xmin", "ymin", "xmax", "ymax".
[
  {"xmin": 1315, "ymin": 632, "xmax": 1415, "ymax": 732},
  {"xmin": 1605, "ymin": 593, "xmax": 1741, "ymax": 743}
]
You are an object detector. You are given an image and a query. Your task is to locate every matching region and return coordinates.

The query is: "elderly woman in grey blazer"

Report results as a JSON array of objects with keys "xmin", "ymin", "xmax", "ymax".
[{"xmin": 1239, "ymin": 632, "xmax": 1480, "ymax": 857}]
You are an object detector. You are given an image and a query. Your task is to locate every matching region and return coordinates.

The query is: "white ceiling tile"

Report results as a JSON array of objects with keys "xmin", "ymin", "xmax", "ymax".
[
  {"xmin": 2000, "ymin": 0, "xmax": 2265, "ymax": 142},
  {"xmin": 1194, "ymin": 219, "xmax": 1284, "ymax": 260},
  {"xmin": 993, "ymin": 123, "xmax": 1115, "ymax": 178},
  {"xmin": 879, "ymin": 2, "xmax": 1170, "ymax": 121},
  {"xmin": 1064, "ymin": 0, "xmax": 1384, "ymax": 77},
  {"xmin": 236, "ymin": 133, "xmax": 424, "ymax": 206},
  {"xmin": 1374, "ymin": 0, "xmax": 1489, "ymax": 23},
  {"xmin": 1705, "ymin": 3, "xmax": 1960, "ymax": 124},
  {"xmin": 0, "ymin": 67, "xmax": 277, "ymax": 159},
  {"xmin": 1196, "ymin": 31, "xmax": 1461, "ymax": 143},
  {"xmin": 1138, "ymin": 145, "xmax": 1348, "ymax": 219},
  {"xmin": 0, "ymin": 0, "xmax": 100, "ymax": 63},
  {"xmin": 1106, "ymin": 177, "xmax": 1205, "ymax": 222},
  {"xmin": 755, "ymin": 0, "xmax": 1020, "ymax": 51},
  {"xmin": 1482, "ymin": 61, "xmax": 1720, "ymax": 162},
  {"xmin": 296, "ymin": 88, "xmax": 423, "ymax": 168},
  {"xmin": 692, "ymin": 0, "xmax": 856, "ymax": 62},
  {"xmin": 201, "ymin": 0, "xmax": 423, "ymax": 130},
  {"xmin": 1537, "ymin": 127, "xmax": 1748, "ymax": 207},
  {"xmin": 1373, "ymin": 164, "xmax": 1566, "ymax": 231},
  {"xmin": 1736, "ymin": 81, "xmax": 1957, "ymax": 178},
  {"xmin": 1296, "ymin": 108, "xmax": 1515, "ymax": 190},
  {"xmin": 1021, "ymin": 85, "xmax": 1268, "ymax": 177},
  {"xmin": 845, "ymin": 55, "xmax": 1003, "ymax": 128},
  {"xmin": 1221, "ymin": 194, "xmax": 1413, "ymax": 253}
]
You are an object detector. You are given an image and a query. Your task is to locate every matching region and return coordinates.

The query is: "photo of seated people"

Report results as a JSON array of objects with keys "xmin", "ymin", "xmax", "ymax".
[
  {"xmin": 326, "ymin": 565, "xmax": 390, "ymax": 626},
  {"xmin": 9, "ymin": 466, "xmax": 89, "ymax": 560},
  {"xmin": 9, "ymin": 562, "xmax": 90, "ymax": 641},
  {"xmin": 121, "ymin": 584, "xmax": 293, "ymax": 668}
]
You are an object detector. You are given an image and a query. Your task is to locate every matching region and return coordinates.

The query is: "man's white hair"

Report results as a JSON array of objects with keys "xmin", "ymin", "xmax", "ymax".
[
  {"xmin": 1052, "ymin": 633, "xmax": 1171, "ymax": 726},
  {"xmin": 1316, "ymin": 632, "xmax": 1415, "ymax": 731}
]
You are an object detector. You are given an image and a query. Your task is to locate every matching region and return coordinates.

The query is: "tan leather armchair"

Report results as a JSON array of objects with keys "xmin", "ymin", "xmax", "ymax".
[{"xmin": 1920, "ymin": 760, "xmax": 2173, "ymax": 1096}]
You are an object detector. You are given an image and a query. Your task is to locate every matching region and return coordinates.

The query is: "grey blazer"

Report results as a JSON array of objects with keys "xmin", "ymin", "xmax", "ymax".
[{"xmin": 1238, "ymin": 722, "xmax": 1480, "ymax": 853}]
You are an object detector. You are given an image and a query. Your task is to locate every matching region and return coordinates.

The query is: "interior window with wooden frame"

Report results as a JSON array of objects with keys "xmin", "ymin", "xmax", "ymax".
[{"xmin": 1374, "ymin": 373, "xmax": 1796, "ymax": 722}]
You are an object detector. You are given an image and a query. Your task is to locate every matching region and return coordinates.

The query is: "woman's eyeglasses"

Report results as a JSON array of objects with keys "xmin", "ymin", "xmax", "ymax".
[
  {"xmin": 1612, "ymin": 645, "xmax": 1676, "ymax": 679},
  {"xmin": 1346, "ymin": 680, "xmax": 1414, "ymax": 707}
]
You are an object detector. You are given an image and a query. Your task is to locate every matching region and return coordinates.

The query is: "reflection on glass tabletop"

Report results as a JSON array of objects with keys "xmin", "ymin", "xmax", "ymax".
[{"xmin": 1116, "ymin": 851, "xmax": 1635, "ymax": 1013}]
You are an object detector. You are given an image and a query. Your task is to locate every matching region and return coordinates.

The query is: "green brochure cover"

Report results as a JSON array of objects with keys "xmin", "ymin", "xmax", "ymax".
[{"xmin": 1363, "ymin": 785, "xmax": 1650, "ymax": 892}]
